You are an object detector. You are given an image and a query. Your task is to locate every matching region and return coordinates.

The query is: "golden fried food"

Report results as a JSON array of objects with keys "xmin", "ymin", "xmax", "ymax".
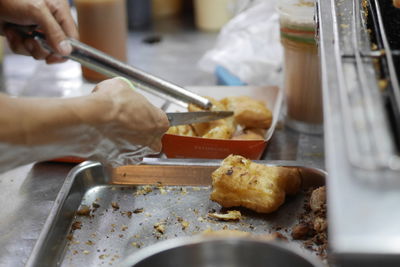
[
  {"xmin": 189, "ymin": 97, "xmax": 223, "ymax": 136},
  {"xmin": 221, "ymin": 96, "xmax": 272, "ymax": 129},
  {"xmin": 210, "ymin": 155, "xmax": 302, "ymax": 213},
  {"xmin": 166, "ymin": 125, "xmax": 196, "ymax": 137},
  {"xmin": 168, "ymin": 95, "xmax": 272, "ymax": 140},
  {"xmin": 232, "ymin": 128, "xmax": 266, "ymax": 140},
  {"xmin": 189, "ymin": 96, "xmax": 236, "ymax": 139},
  {"xmin": 202, "ymin": 124, "xmax": 235, "ymax": 139}
]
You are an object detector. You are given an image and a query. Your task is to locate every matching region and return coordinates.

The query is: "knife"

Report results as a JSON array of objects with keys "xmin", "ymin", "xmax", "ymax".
[{"xmin": 167, "ymin": 111, "xmax": 233, "ymax": 126}]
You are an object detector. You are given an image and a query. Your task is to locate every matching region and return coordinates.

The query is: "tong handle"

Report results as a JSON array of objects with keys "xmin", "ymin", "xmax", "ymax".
[{"xmin": 8, "ymin": 24, "xmax": 212, "ymax": 109}]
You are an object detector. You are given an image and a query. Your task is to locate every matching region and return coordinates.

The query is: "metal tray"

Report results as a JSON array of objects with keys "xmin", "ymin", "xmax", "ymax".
[{"xmin": 26, "ymin": 160, "xmax": 326, "ymax": 267}]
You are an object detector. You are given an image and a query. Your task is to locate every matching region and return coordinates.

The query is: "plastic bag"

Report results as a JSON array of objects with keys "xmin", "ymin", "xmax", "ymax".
[{"xmin": 198, "ymin": 0, "xmax": 282, "ymax": 86}]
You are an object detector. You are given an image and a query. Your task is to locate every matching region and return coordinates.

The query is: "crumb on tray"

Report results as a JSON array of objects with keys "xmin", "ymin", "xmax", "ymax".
[
  {"xmin": 208, "ymin": 210, "xmax": 242, "ymax": 221},
  {"xmin": 154, "ymin": 222, "xmax": 166, "ymax": 234},
  {"xmin": 71, "ymin": 221, "xmax": 82, "ymax": 230},
  {"xmin": 77, "ymin": 205, "xmax": 91, "ymax": 216},
  {"xmin": 133, "ymin": 208, "xmax": 144, "ymax": 214},
  {"xmin": 111, "ymin": 202, "xmax": 120, "ymax": 210}
]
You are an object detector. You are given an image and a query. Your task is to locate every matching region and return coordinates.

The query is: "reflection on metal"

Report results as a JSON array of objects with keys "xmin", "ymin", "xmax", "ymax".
[{"xmin": 319, "ymin": 0, "xmax": 400, "ymax": 265}]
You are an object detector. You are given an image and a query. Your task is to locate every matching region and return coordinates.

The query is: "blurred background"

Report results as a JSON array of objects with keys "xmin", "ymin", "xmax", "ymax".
[{"xmin": 0, "ymin": 0, "xmax": 281, "ymax": 97}]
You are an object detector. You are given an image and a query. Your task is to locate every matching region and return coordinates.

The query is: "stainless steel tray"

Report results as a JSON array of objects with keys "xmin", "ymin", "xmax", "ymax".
[{"xmin": 26, "ymin": 160, "xmax": 326, "ymax": 267}]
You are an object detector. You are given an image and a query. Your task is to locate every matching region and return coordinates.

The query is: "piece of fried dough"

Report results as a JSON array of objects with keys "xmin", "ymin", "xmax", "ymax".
[
  {"xmin": 221, "ymin": 96, "xmax": 272, "ymax": 129},
  {"xmin": 189, "ymin": 96, "xmax": 236, "ymax": 139},
  {"xmin": 166, "ymin": 125, "xmax": 196, "ymax": 137},
  {"xmin": 188, "ymin": 96, "xmax": 225, "ymax": 136},
  {"xmin": 210, "ymin": 155, "xmax": 302, "ymax": 213},
  {"xmin": 201, "ymin": 124, "xmax": 235, "ymax": 139},
  {"xmin": 232, "ymin": 128, "xmax": 266, "ymax": 140}
]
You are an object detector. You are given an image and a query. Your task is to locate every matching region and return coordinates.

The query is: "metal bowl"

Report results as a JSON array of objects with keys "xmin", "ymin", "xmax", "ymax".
[{"xmin": 119, "ymin": 237, "xmax": 325, "ymax": 267}]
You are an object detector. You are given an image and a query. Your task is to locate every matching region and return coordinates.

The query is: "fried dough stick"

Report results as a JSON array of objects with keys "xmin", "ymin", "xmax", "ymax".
[{"xmin": 211, "ymin": 155, "xmax": 301, "ymax": 213}]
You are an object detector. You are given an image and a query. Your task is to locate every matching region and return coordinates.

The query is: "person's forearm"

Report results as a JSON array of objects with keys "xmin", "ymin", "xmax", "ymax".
[
  {"xmin": 0, "ymin": 93, "xmax": 101, "ymax": 171},
  {"xmin": 0, "ymin": 78, "xmax": 169, "ymax": 173}
]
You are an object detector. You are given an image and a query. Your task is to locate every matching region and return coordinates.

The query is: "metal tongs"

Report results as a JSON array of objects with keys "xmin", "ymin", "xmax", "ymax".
[{"xmin": 11, "ymin": 24, "xmax": 212, "ymax": 109}]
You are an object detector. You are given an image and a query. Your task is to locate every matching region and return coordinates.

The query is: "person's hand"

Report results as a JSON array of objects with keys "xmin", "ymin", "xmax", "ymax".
[
  {"xmin": 394, "ymin": 0, "xmax": 400, "ymax": 8},
  {"xmin": 80, "ymin": 78, "xmax": 170, "ymax": 165},
  {"xmin": 0, "ymin": 0, "xmax": 78, "ymax": 64}
]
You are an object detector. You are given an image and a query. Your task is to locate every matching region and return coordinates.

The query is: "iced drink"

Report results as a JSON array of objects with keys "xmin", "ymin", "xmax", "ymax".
[
  {"xmin": 75, "ymin": 0, "xmax": 127, "ymax": 82},
  {"xmin": 278, "ymin": 0, "xmax": 323, "ymax": 134}
]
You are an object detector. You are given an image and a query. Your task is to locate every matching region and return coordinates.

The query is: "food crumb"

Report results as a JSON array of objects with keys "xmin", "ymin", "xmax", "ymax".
[
  {"xmin": 292, "ymin": 223, "xmax": 314, "ymax": 240},
  {"xmin": 99, "ymin": 254, "xmax": 109, "ymax": 259},
  {"xmin": 177, "ymin": 217, "xmax": 190, "ymax": 230},
  {"xmin": 180, "ymin": 188, "xmax": 187, "ymax": 195},
  {"xmin": 133, "ymin": 208, "xmax": 144, "ymax": 214},
  {"xmin": 192, "ymin": 187, "xmax": 201, "ymax": 191},
  {"xmin": 71, "ymin": 221, "xmax": 82, "ymax": 230},
  {"xmin": 131, "ymin": 242, "xmax": 141, "ymax": 248},
  {"xmin": 135, "ymin": 186, "xmax": 153, "ymax": 196},
  {"xmin": 156, "ymin": 184, "xmax": 167, "ymax": 194},
  {"xmin": 122, "ymin": 211, "xmax": 133, "ymax": 218},
  {"xmin": 77, "ymin": 205, "xmax": 91, "ymax": 216},
  {"xmin": 208, "ymin": 210, "xmax": 242, "ymax": 221},
  {"xmin": 154, "ymin": 222, "xmax": 166, "ymax": 234},
  {"xmin": 111, "ymin": 202, "xmax": 120, "ymax": 210},
  {"xmin": 85, "ymin": 240, "xmax": 94, "ymax": 246},
  {"xmin": 92, "ymin": 202, "xmax": 100, "ymax": 209}
]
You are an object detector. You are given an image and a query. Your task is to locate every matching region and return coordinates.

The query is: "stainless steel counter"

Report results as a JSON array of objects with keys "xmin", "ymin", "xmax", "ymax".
[{"xmin": 0, "ymin": 18, "xmax": 324, "ymax": 267}]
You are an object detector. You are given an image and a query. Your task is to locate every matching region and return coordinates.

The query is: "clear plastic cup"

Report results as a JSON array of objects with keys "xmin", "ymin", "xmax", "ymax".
[{"xmin": 277, "ymin": 0, "xmax": 323, "ymax": 134}]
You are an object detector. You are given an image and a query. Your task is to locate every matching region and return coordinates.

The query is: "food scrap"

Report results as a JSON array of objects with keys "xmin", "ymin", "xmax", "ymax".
[
  {"xmin": 121, "ymin": 211, "xmax": 133, "ymax": 218},
  {"xmin": 154, "ymin": 222, "xmax": 166, "ymax": 234},
  {"xmin": 71, "ymin": 221, "xmax": 82, "ymax": 230},
  {"xmin": 177, "ymin": 217, "xmax": 190, "ymax": 230},
  {"xmin": 111, "ymin": 202, "xmax": 120, "ymax": 210},
  {"xmin": 208, "ymin": 210, "xmax": 242, "ymax": 221},
  {"xmin": 85, "ymin": 240, "xmax": 94, "ymax": 246},
  {"xmin": 133, "ymin": 208, "xmax": 144, "ymax": 214},
  {"xmin": 76, "ymin": 205, "xmax": 91, "ymax": 216},
  {"xmin": 291, "ymin": 186, "xmax": 328, "ymax": 259},
  {"xmin": 135, "ymin": 185, "xmax": 153, "ymax": 196},
  {"xmin": 130, "ymin": 242, "xmax": 141, "ymax": 248}
]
